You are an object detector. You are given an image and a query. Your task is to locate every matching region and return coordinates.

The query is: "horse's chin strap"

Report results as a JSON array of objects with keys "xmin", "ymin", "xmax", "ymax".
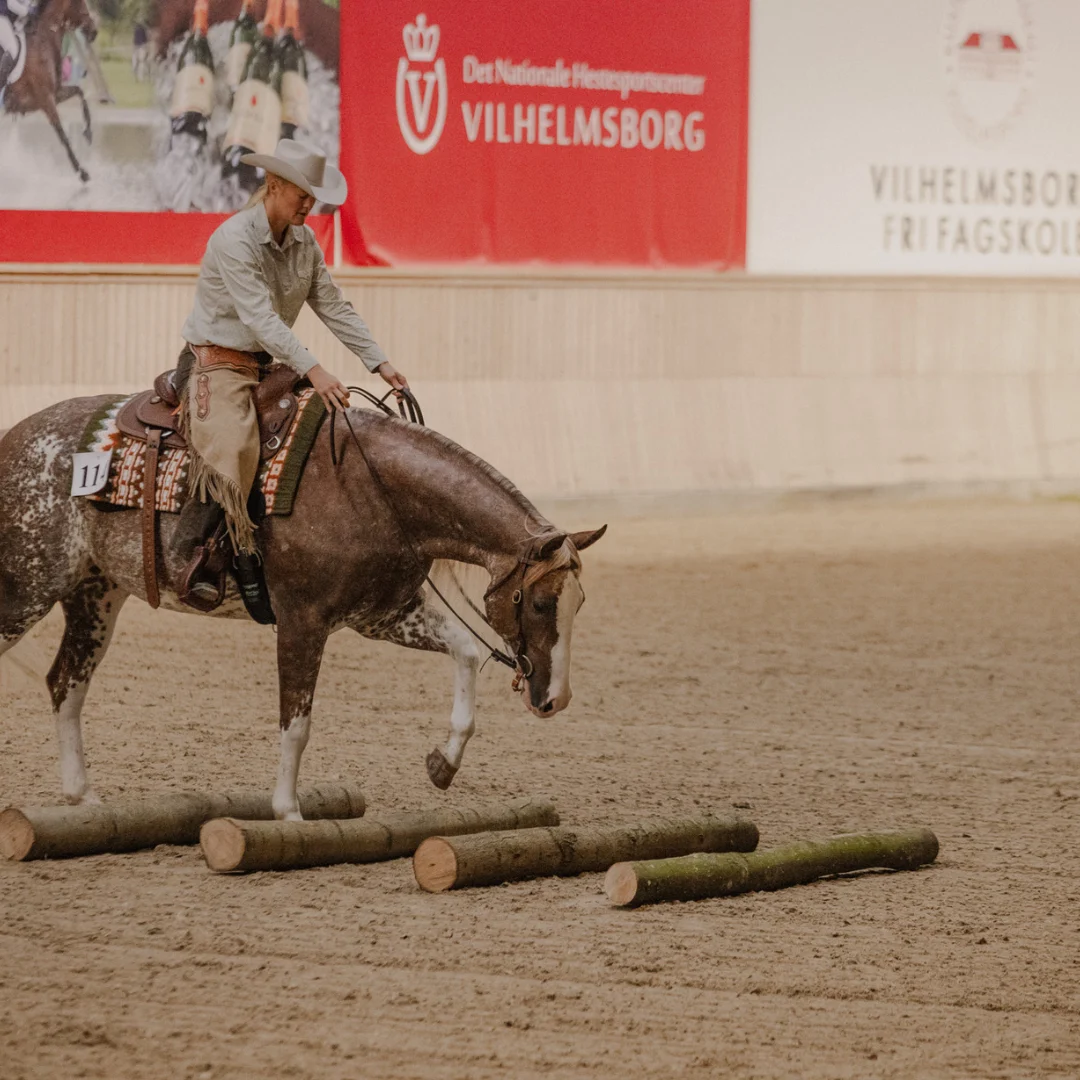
[{"xmin": 330, "ymin": 397, "xmax": 530, "ymax": 683}]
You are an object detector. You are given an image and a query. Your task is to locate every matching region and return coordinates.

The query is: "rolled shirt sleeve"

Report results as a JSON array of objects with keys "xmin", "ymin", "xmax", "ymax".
[
  {"xmin": 306, "ymin": 250, "xmax": 389, "ymax": 374},
  {"xmin": 211, "ymin": 236, "xmax": 320, "ymax": 376}
]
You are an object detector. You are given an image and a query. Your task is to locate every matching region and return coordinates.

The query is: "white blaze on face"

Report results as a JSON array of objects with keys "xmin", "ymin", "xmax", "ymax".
[{"xmin": 544, "ymin": 572, "xmax": 582, "ymax": 713}]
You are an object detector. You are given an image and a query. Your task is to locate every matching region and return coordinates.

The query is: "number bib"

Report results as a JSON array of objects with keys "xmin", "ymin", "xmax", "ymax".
[{"xmin": 71, "ymin": 450, "xmax": 113, "ymax": 496}]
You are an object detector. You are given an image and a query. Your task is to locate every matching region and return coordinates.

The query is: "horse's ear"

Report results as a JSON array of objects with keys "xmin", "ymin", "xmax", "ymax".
[
  {"xmin": 536, "ymin": 532, "xmax": 568, "ymax": 561},
  {"xmin": 568, "ymin": 525, "xmax": 608, "ymax": 551}
]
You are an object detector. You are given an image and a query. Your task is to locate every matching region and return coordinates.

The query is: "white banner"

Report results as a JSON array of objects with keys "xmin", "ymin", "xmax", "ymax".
[{"xmin": 748, "ymin": 0, "xmax": 1080, "ymax": 275}]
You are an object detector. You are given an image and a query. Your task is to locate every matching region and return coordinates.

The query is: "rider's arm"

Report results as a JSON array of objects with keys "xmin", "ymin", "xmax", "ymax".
[
  {"xmin": 305, "ymin": 249, "xmax": 389, "ymax": 374},
  {"xmin": 211, "ymin": 238, "xmax": 318, "ymax": 375}
]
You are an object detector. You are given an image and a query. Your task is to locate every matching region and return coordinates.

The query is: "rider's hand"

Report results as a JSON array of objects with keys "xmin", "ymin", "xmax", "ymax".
[
  {"xmin": 377, "ymin": 362, "xmax": 410, "ymax": 401},
  {"xmin": 308, "ymin": 364, "xmax": 350, "ymax": 411}
]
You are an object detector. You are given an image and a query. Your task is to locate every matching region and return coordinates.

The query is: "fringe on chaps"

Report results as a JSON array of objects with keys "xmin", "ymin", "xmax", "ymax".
[{"xmin": 178, "ymin": 346, "xmax": 262, "ymax": 556}]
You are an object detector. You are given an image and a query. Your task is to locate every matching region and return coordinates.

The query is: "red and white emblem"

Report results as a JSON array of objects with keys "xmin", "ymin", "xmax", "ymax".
[{"xmin": 396, "ymin": 13, "xmax": 448, "ymax": 155}]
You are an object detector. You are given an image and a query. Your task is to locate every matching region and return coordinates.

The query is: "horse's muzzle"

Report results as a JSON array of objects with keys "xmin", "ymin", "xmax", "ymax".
[{"xmin": 524, "ymin": 684, "xmax": 572, "ymax": 718}]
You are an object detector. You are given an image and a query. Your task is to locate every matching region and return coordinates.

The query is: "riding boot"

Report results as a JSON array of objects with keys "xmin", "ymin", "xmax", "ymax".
[
  {"xmin": 172, "ymin": 498, "xmax": 225, "ymax": 608},
  {"xmin": 171, "ymin": 497, "xmax": 224, "ymax": 561}
]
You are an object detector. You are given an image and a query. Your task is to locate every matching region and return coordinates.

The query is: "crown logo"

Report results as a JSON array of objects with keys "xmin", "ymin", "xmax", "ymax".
[{"xmin": 403, "ymin": 13, "xmax": 439, "ymax": 62}]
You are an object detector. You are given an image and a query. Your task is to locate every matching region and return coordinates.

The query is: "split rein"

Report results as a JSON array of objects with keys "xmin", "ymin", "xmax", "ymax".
[{"xmin": 327, "ymin": 387, "xmax": 532, "ymax": 686}]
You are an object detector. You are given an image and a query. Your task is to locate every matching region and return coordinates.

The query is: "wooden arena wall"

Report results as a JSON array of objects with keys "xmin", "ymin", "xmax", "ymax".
[{"xmin": 4, "ymin": 267, "xmax": 1080, "ymax": 506}]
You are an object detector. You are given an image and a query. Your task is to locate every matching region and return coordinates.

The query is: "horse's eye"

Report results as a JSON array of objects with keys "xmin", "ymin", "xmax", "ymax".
[{"xmin": 532, "ymin": 597, "xmax": 556, "ymax": 615}]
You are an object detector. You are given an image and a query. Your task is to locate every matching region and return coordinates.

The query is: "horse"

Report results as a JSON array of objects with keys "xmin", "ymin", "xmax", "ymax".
[
  {"xmin": 154, "ymin": 0, "xmax": 339, "ymax": 70},
  {"xmin": 0, "ymin": 393, "xmax": 605, "ymax": 820},
  {"xmin": 4, "ymin": 0, "xmax": 96, "ymax": 182}
]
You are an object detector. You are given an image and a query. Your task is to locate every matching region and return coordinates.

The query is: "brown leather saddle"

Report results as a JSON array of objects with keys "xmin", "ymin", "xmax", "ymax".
[
  {"xmin": 117, "ymin": 362, "xmax": 305, "ymax": 458},
  {"xmin": 119, "ymin": 362, "xmax": 308, "ymax": 610}
]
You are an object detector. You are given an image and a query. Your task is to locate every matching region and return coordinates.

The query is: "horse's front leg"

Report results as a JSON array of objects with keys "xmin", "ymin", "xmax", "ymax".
[
  {"xmin": 273, "ymin": 617, "xmax": 328, "ymax": 820},
  {"xmin": 427, "ymin": 610, "xmax": 481, "ymax": 789},
  {"xmin": 354, "ymin": 596, "xmax": 480, "ymax": 790},
  {"xmin": 38, "ymin": 92, "xmax": 89, "ymax": 182},
  {"xmin": 55, "ymin": 85, "xmax": 92, "ymax": 144}
]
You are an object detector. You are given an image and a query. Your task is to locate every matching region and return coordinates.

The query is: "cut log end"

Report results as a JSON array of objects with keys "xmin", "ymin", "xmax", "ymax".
[
  {"xmin": 413, "ymin": 836, "xmax": 459, "ymax": 892},
  {"xmin": 0, "ymin": 808, "xmax": 35, "ymax": 862},
  {"xmin": 199, "ymin": 818, "xmax": 247, "ymax": 873},
  {"xmin": 604, "ymin": 861, "xmax": 640, "ymax": 907}
]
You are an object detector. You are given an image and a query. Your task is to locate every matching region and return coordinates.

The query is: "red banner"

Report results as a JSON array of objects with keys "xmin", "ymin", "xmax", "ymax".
[
  {"xmin": 339, "ymin": 1, "xmax": 749, "ymax": 268},
  {"xmin": 0, "ymin": 212, "xmax": 334, "ymax": 265},
  {"xmin": 0, "ymin": 0, "xmax": 341, "ymax": 265}
]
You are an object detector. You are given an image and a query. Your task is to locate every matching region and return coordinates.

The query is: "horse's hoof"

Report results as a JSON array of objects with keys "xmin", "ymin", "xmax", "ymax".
[
  {"xmin": 63, "ymin": 789, "xmax": 102, "ymax": 806},
  {"xmin": 78, "ymin": 169, "xmax": 90, "ymax": 183},
  {"xmin": 426, "ymin": 748, "xmax": 458, "ymax": 790}
]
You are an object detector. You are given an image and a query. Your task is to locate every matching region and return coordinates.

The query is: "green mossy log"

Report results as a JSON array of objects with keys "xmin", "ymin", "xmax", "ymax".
[{"xmin": 605, "ymin": 828, "xmax": 939, "ymax": 907}]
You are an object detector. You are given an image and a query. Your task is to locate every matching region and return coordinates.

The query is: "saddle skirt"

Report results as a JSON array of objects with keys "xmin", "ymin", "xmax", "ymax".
[{"xmin": 79, "ymin": 377, "xmax": 326, "ymax": 518}]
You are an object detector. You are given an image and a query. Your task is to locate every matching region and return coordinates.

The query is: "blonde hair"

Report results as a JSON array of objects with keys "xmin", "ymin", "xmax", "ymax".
[{"xmin": 244, "ymin": 183, "xmax": 269, "ymax": 209}]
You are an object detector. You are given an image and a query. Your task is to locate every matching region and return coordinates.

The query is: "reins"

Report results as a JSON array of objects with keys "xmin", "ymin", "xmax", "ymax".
[{"xmin": 328, "ymin": 388, "xmax": 529, "ymax": 680}]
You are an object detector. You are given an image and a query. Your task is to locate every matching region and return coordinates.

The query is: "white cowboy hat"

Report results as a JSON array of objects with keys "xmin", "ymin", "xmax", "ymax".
[{"xmin": 241, "ymin": 138, "xmax": 348, "ymax": 206}]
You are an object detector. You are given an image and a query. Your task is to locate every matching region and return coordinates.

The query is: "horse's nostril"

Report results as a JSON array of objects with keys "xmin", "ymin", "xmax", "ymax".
[{"xmin": 540, "ymin": 701, "xmax": 554, "ymax": 714}]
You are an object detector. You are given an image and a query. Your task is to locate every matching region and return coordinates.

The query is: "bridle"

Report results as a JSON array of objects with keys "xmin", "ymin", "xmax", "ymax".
[{"xmin": 328, "ymin": 388, "xmax": 542, "ymax": 686}]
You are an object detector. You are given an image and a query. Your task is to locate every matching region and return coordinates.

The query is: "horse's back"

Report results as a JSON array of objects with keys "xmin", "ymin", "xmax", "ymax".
[{"xmin": 0, "ymin": 394, "xmax": 117, "ymax": 461}]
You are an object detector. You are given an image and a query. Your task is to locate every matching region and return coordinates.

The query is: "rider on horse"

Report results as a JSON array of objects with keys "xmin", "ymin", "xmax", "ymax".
[
  {"xmin": 0, "ymin": 0, "xmax": 34, "ymax": 91},
  {"xmin": 173, "ymin": 137, "xmax": 409, "ymax": 614}
]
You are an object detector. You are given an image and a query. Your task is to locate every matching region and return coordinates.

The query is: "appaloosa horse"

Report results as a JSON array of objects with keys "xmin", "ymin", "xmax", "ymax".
[
  {"xmin": 0, "ymin": 395, "xmax": 605, "ymax": 819},
  {"xmin": 5, "ymin": 0, "xmax": 96, "ymax": 182}
]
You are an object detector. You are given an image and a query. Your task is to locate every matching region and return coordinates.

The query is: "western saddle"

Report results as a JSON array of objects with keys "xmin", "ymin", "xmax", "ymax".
[{"xmin": 120, "ymin": 361, "xmax": 308, "ymax": 610}]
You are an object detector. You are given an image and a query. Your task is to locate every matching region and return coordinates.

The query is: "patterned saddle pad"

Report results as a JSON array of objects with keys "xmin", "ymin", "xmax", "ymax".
[{"xmin": 77, "ymin": 389, "xmax": 326, "ymax": 516}]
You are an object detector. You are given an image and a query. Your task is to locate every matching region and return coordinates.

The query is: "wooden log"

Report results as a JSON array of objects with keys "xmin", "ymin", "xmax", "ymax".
[
  {"xmin": 605, "ymin": 828, "xmax": 940, "ymax": 908},
  {"xmin": 413, "ymin": 813, "xmax": 759, "ymax": 892},
  {"xmin": 200, "ymin": 795, "xmax": 559, "ymax": 873},
  {"xmin": 0, "ymin": 785, "xmax": 367, "ymax": 862}
]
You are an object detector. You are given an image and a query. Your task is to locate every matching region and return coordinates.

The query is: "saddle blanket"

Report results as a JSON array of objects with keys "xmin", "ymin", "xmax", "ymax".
[{"xmin": 76, "ymin": 389, "xmax": 326, "ymax": 516}]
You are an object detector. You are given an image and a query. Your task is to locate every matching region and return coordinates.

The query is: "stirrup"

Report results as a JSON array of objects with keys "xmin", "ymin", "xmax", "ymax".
[{"xmin": 176, "ymin": 523, "xmax": 229, "ymax": 612}]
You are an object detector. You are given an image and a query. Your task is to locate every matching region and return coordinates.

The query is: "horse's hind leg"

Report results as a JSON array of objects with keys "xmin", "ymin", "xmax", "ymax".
[
  {"xmin": 39, "ymin": 93, "xmax": 89, "ymax": 182},
  {"xmin": 46, "ymin": 575, "xmax": 128, "ymax": 804},
  {"xmin": 354, "ymin": 595, "xmax": 480, "ymax": 790},
  {"xmin": 55, "ymin": 85, "xmax": 92, "ymax": 144},
  {"xmin": 1, "ymin": 582, "xmax": 59, "ymax": 665}
]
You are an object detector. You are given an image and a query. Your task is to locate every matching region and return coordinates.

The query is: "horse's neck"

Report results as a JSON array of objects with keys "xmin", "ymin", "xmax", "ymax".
[
  {"xmin": 365, "ymin": 419, "xmax": 549, "ymax": 573},
  {"xmin": 27, "ymin": 5, "xmax": 59, "ymax": 53}
]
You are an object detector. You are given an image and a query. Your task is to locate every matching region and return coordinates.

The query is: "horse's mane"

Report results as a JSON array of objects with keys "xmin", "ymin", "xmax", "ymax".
[
  {"xmin": 359, "ymin": 411, "xmax": 582, "ymax": 590},
  {"xmin": 379, "ymin": 413, "xmax": 542, "ymax": 520}
]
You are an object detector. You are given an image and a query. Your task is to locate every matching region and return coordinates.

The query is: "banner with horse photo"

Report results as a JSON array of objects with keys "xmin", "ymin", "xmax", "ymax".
[
  {"xmin": 0, "ymin": 0, "xmax": 339, "ymax": 261},
  {"xmin": 337, "ymin": 0, "xmax": 749, "ymax": 267}
]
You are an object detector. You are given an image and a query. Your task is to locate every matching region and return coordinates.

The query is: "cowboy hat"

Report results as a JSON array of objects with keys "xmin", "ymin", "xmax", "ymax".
[{"xmin": 240, "ymin": 138, "xmax": 348, "ymax": 206}]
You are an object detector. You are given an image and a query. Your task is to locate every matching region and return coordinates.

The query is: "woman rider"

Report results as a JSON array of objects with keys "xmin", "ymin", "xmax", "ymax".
[{"xmin": 173, "ymin": 138, "xmax": 408, "ymax": 615}]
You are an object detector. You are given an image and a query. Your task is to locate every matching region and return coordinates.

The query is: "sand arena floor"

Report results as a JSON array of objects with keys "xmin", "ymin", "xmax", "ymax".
[{"xmin": 1, "ymin": 499, "xmax": 1079, "ymax": 1079}]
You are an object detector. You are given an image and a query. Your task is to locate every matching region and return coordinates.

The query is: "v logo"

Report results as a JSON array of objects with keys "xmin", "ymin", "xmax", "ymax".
[
  {"xmin": 396, "ymin": 57, "xmax": 447, "ymax": 155},
  {"xmin": 404, "ymin": 70, "xmax": 439, "ymax": 134}
]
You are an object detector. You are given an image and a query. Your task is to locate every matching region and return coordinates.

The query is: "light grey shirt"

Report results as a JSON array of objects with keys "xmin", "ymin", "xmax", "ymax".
[{"xmin": 181, "ymin": 203, "xmax": 388, "ymax": 376}]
